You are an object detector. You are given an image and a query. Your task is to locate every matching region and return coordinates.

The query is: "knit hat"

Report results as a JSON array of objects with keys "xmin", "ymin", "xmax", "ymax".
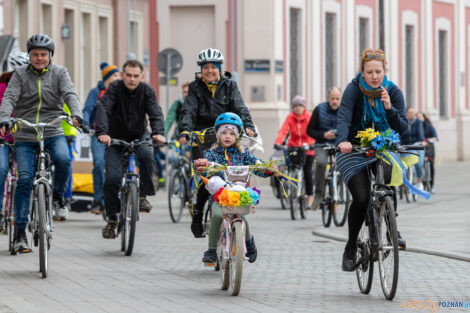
[
  {"xmin": 216, "ymin": 124, "xmax": 240, "ymax": 139},
  {"xmin": 100, "ymin": 62, "xmax": 119, "ymax": 82},
  {"xmin": 200, "ymin": 62, "xmax": 221, "ymax": 73},
  {"xmin": 291, "ymin": 95, "xmax": 306, "ymax": 108}
]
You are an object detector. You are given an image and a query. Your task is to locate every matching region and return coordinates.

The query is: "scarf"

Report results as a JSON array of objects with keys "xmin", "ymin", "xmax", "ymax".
[{"xmin": 358, "ymin": 72, "xmax": 394, "ymax": 132}]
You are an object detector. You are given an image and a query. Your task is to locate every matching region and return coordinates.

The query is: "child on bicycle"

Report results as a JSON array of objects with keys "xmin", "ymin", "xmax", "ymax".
[{"xmin": 195, "ymin": 113, "xmax": 273, "ymax": 264}]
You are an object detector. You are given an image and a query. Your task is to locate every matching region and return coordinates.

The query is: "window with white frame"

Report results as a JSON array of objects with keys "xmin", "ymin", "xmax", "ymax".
[
  {"xmin": 0, "ymin": 0, "xmax": 4, "ymax": 34},
  {"xmin": 435, "ymin": 17, "xmax": 451, "ymax": 119},
  {"xmin": 438, "ymin": 30, "xmax": 448, "ymax": 118},
  {"xmin": 359, "ymin": 18, "xmax": 369, "ymax": 55},
  {"xmin": 290, "ymin": 8, "xmax": 302, "ymax": 101},
  {"xmin": 325, "ymin": 12, "xmax": 337, "ymax": 95},
  {"xmin": 41, "ymin": 3, "xmax": 53, "ymax": 36},
  {"xmin": 377, "ymin": 0, "xmax": 385, "ymax": 51},
  {"xmin": 14, "ymin": 0, "xmax": 29, "ymax": 51},
  {"xmin": 80, "ymin": 12, "xmax": 92, "ymax": 101},
  {"xmin": 405, "ymin": 25, "xmax": 415, "ymax": 107},
  {"xmin": 64, "ymin": 8, "xmax": 75, "ymax": 80},
  {"xmin": 98, "ymin": 16, "xmax": 109, "ymax": 63}
]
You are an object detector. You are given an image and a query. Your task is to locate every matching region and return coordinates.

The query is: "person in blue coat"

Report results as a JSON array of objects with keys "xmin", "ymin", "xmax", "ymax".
[{"xmin": 82, "ymin": 62, "xmax": 120, "ymax": 214}]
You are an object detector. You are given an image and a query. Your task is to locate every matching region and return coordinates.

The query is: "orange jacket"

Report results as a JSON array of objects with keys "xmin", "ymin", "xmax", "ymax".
[{"xmin": 275, "ymin": 110, "xmax": 315, "ymax": 155}]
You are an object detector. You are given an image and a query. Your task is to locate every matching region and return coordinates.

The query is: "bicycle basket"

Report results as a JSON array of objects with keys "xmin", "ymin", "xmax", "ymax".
[
  {"xmin": 221, "ymin": 204, "xmax": 252, "ymax": 215},
  {"xmin": 285, "ymin": 147, "xmax": 307, "ymax": 167}
]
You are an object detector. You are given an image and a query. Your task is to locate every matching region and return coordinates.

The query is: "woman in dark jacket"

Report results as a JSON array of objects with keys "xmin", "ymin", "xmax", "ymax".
[
  {"xmin": 178, "ymin": 48, "xmax": 256, "ymax": 238},
  {"xmin": 336, "ymin": 49, "xmax": 408, "ymax": 271}
]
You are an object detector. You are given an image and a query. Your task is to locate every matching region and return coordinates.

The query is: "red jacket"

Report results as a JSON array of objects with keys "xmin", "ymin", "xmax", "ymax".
[
  {"xmin": 0, "ymin": 77, "xmax": 14, "ymax": 143},
  {"xmin": 275, "ymin": 110, "xmax": 315, "ymax": 155}
]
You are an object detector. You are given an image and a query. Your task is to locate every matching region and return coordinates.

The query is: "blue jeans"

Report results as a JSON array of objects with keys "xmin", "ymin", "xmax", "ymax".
[
  {"xmin": 14, "ymin": 135, "xmax": 70, "ymax": 229},
  {"xmin": 0, "ymin": 145, "xmax": 10, "ymax": 210},
  {"xmin": 91, "ymin": 136, "xmax": 105, "ymax": 204},
  {"xmin": 154, "ymin": 148, "xmax": 165, "ymax": 178},
  {"xmin": 64, "ymin": 139, "xmax": 75, "ymax": 199},
  {"xmin": 414, "ymin": 148, "xmax": 425, "ymax": 180}
]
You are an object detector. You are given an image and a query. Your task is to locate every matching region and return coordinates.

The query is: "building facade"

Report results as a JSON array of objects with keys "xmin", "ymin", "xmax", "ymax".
[
  {"xmin": 149, "ymin": 0, "xmax": 470, "ymax": 162},
  {"xmin": 1, "ymin": 0, "xmax": 150, "ymax": 102}
]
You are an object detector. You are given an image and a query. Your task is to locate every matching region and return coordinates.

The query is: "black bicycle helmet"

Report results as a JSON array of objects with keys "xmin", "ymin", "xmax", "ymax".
[{"xmin": 26, "ymin": 34, "xmax": 55, "ymax": 56}]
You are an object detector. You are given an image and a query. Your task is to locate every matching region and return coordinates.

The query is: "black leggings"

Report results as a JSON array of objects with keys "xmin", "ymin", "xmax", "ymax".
[{"xmin": 346, "ymin": 166, "xmax": 396, "ymax": 247}]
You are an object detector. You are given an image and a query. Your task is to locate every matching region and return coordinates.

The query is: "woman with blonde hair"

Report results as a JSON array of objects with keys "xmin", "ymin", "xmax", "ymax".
[{"xmin": 336, "ymin": 49, "xmax": 408, "ymax": 271}]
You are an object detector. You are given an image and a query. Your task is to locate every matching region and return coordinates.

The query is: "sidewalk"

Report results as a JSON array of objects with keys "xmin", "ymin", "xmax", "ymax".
[{"xmin": 313, "ymin": 161, "xmax": 470, "ymax": 261}]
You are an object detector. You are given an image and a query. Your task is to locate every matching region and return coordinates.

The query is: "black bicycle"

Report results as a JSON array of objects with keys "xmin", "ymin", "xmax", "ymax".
[
  {"xmin": 109, "ymin": 139, "xmax": 163, "ymax": 256},
  {"xmin": 167, "ymin": 140, "xmax": 193, "ymax": 223},
  {"xmin": 283, "ymin": 144, "xmax": 314, "ymax": 220},
  {"xmin": 314, "ymin": 143, "xmax": 351, "ymax": 227},
  {"xmin": 355, "ymin": 144, "xmax": 423, "ymax": 300}
]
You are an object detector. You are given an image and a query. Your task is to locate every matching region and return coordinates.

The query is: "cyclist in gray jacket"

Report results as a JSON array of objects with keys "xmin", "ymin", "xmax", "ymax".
[{"xmin": 0, "ymin": 34, "xmax": 82, "ymax": 253}]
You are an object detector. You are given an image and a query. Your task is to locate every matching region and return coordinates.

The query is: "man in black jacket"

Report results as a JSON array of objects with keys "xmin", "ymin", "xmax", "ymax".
[
  {"xmin": 177, "ymin": 48, "xmax": 256, "ymax": 237},
  {"xmin": 306, "ymin": 87, "xmax": 341, "ymax": 210},
  {"xmin": 96, "ymin": 59, "xmax": 166, "ymax": 239}
]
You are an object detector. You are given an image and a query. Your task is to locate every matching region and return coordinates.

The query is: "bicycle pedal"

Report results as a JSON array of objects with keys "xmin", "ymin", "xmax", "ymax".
[
  {"xmin": 204, "ymin": 262, "xmax": 216, "ymax": 267},
  {"xmin": 18, "ymin": 248, "xmax": 32, "ymax": 254}
]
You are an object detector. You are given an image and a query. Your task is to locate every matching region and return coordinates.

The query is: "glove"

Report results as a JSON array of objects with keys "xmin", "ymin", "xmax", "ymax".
[
  {"xmin": 178, "ymin": 132, "xmax": 190, "ymax": 140},
  {"xmin": 273, "ymin": 144, "xmax": 282, "ymax": 151},
  {"xmin": 72, "ymin": 115, "xmax": 83, "ymax": 125}
]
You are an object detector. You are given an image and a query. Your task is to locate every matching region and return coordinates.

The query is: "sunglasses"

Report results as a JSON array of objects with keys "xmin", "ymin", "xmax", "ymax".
[{"xmin": 361, "ymin": 51, "xmax": 385, "ymax": 60}]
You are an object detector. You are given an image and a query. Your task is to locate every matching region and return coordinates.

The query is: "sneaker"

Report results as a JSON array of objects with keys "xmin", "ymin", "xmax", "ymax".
[
  {"xmin": 102, "ymin": 220, "xmax": 117, "ymax": 239},
  {"xmin": 245, "ymin": 236, "xmax": 258, "ymax": 263},
  {"xmin": 158, "ymin": 177, "xmax": 165, "ymax": 188},
  {"xmin": 397, "ymin": 231, "xmax": 406, "ymax": 250},
  {"xmin": 90, "ymin": 201, "xmax": 104, "ymax": 215},
  {"xmin": 431, "ymin": 187, "xmax": 435, "ymax": 194},
  {"xmin": 202, "ymin": 249, "xmax": 217, "ymax": 263},
  {"xmin": 191, "ymin": 211, "xmax": 204, "ymax": 238},
  {"xmin": 342, "ymin": 244, "xmax": 357, "ymax": 272},
  {"xmin": 139, "ymin": 197, "xmax": 152, "ymax": 213},
  {"xmin": 13, "ymin": 228, "xmax": 31, "ymax": 254},
  {"xmin": 417, "ymin": 182, "xmax": 424, "ymax": 190},
  {"xmin": 53, "ymin": 197, "xmax": 69, "ymax": 221},
  {"xmin": 312, "ymin": 193, "xmax": 323, "ymax": 211}
]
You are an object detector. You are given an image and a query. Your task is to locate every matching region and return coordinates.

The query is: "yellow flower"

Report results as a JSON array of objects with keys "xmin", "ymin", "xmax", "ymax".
[{"xmin": 228, "ymin": 191, "xmax": 240, "ymax": 206}]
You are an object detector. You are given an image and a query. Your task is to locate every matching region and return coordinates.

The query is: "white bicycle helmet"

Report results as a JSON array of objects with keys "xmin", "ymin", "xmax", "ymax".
[
  {"xmin": 8, "ymin": 51, "xmax": 29, "ymax": 70},
  {"xmin": 196, "ymin": 48, "xmax": 224, "ymax": 65}
]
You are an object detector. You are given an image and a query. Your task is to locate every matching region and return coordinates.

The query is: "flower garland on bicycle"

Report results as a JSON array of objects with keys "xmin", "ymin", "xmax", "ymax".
[{"xmin": 194, "ymin": 113, "xmax": 274, "ymax": 264}]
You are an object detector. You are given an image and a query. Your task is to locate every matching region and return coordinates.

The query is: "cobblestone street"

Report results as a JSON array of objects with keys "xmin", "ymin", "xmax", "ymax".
[{"xmin": 0, "ymin": 162, "xmax": 468, "ymax": 313}]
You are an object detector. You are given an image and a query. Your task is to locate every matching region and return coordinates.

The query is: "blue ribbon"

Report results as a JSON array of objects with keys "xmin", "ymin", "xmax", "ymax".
[{"xmin": 379, "ymin": 151, "xmax": 431, "ymax": 200}]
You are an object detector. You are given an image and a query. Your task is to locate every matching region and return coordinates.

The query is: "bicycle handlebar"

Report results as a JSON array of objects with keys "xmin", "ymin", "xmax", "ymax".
[{"xmin": 110, "ymin": 138, "xmax": 167, "ymax": 149}]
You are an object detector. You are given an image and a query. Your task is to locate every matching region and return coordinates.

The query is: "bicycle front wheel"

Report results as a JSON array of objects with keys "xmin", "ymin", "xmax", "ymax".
[
  {"xmin": 38, "ymin": 184, "xmax": 48, "ymax": 278},
  {"xmin": 7, "ymin": 181, "xmax": 16, "ymax": 253},
  {"xmin": 123, "ymin": 183, "xmax": 138, "ymax": 256},
  {"xmin": 288, "ymin": 170, "xmax": 299, "ymax": 220},
  {"xmin": 168, "ymin": 170, "xmax": 185, "ymax": 223},
  {"xmin": 229, "ymin": 221, "xmax": 244, "ymax": 296},
  {"xmin": 378, "ymin": 195, "xmax": 399, "ymax": 300},
  {"xmin": 333, "ymin": 176, "xmax": 350, "ymax": 227},
  {"xmin": 356, "ymin": 223, "xmax": 374, "ymax": 294},
  {"xmin": 321, "ymin": 181, "xmax": 332, "ymax": 227}
]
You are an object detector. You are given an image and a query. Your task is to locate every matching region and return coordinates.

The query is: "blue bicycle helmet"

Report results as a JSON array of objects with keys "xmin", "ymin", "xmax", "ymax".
[{"xmin": 214, "ymin": 112, "xmax": 244, "ymax": 133}]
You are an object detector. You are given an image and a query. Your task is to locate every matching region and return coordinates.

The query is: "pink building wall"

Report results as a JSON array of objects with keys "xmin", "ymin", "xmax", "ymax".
[{"xmin": 433, "ymin": 1, "xmax": 455, "ymax": 117}]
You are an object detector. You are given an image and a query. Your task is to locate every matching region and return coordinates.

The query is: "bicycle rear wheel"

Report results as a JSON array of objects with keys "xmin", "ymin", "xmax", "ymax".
[
  {"xmin": 356, "ymin": 223, "xmax": 374, "ymax": 294},
  {"xmin": 38, "ymin": 184, "xmax": 48, "ymax": 278},
  {"xmin": 123, "ymin": 183, "xmax": 138, "ymax": 256},
  {"xmin": 378, "ymin": 196, "xmax": 399, "ymax": 300},
  {"xmin": 229, "ymin": 221, "xmax": 244, "ymax": 296},
  {"xmin": 333, "ymin": 176, "xmax": 350, "ymax": 227},
  {"xmin": 423, "ymin": 161, "xmax": 431, "ymax": 193},
  {"xmin": 168, "ymin": 170, "xmax": 185, "ymax": 223},
  {"xmin": 288, "ymin": 170, "xmax": 299, "ymax": 220}
]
